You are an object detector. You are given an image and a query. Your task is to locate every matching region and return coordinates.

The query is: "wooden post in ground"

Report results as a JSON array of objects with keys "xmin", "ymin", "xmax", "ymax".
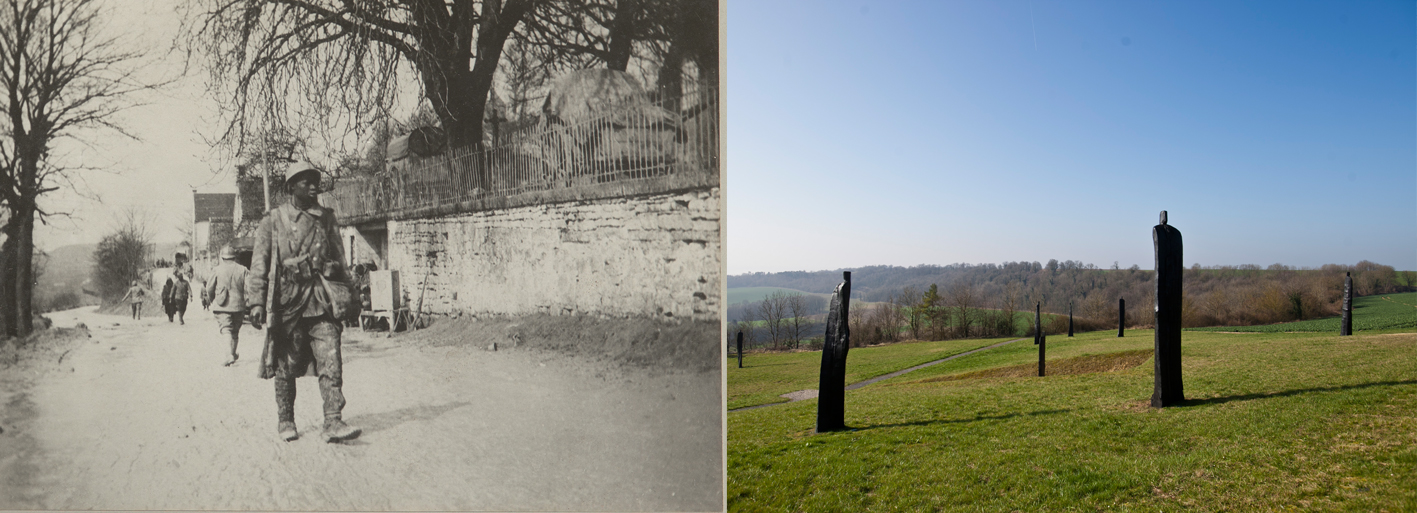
[
  {"xmin": 1033, "ymin": 302, "xmax": 1041, "ymax": 345},
  {"xmin": 1118, "ymin": 298, "xmax": 1126, "ymax": 337},
  {"xmin": 1068, "ymin": 300, "xmax": 1074, "ymax": 337},
  {"xmin": 736, "ymin": 331, "xmax": 744, "ymax": 368},
  {"xmin": 1151, "ymin": 210, "xmax": 1185, "ymax": 408},
  {"xmin": 816, "ymin": 272, "xmax": 852, "ymax": 433},
  {"xmin": 1341, "ymin": 272, "xmax": 1353, "ymax": 336},
  {"xmin": 1038, "ymin": 327, "xmax": 1047, "ymax": 377}
]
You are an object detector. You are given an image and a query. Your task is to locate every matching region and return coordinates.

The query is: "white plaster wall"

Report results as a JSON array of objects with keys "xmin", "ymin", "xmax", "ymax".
[{"xmin": 385, "ymin": 188, "xmax": 720, "ymax": 321}]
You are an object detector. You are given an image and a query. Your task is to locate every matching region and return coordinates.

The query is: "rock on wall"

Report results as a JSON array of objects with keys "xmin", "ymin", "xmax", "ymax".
[{"xmin": 386, "ymin": 188, "xmax": 720, "ymax": 321}]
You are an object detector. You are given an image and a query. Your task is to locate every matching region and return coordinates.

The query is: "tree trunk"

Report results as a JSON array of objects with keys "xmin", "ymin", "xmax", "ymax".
[
  {"xmin": 0, "ymin": 220, "xmax": 15, "ymax": 338},
  {"xmin": 606, "ymin": 0, "xmax": 639, "ymax": 71},
  {"xmin": 16, "ymin": 205, "xmax": 33, "ymax": 336}
]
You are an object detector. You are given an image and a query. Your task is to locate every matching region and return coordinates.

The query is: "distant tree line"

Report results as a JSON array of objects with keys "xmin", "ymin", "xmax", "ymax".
[{"xmin": 727, "ymin": 260, "xmax": 1412, "ymax": 351}]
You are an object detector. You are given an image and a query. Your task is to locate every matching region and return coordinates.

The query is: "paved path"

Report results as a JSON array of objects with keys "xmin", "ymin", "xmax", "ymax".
[
  {"xmin": 2, "ymin": 305, "xmax": 721, "ymax": 511},
  {"xmin": 729, "ymin": 338, "xmax": 1027, "ymax": 413}
]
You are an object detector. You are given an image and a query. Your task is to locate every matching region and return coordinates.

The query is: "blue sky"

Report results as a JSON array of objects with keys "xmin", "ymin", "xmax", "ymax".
[{"xmin": 727, "ymin": 0, "xmax": 1416, "ymax": 275}]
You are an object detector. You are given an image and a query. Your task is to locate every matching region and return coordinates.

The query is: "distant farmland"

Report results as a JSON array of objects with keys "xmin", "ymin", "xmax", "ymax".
[
  {"xmin": 727, "ymin": 286, "xmax": 829, "ymax": 305},
  {"xmin": 1188, "ymin": 292, "xmax": 1417, "ymax": 333}
]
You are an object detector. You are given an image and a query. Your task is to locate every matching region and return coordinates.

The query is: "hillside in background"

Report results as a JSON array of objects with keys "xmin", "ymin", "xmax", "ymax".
[
  {"xmin": 35, "ymin": 242, "xmax": 183, "ymax": 313},
  {"xmin": 728, "ymin": 260, "xmax": 1413, "ymax": 341}
]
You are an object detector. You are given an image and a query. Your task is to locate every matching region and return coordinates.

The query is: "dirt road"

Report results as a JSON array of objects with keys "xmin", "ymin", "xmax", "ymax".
[{"xmin": 1, "ymin": 305, "xmax": 723, "ymax": 511}]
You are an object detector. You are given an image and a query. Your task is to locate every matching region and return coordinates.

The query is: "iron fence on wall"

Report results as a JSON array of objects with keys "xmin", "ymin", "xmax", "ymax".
[{"xmin": 323, "ymin": 85, "xmax": 718, "ymax": 224}]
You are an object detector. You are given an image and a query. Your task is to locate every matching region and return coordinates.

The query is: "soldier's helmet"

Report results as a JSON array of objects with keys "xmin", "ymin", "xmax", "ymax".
[
  {"xmin": 219, "ymin": 245, "xmax": 238, "ymax": 260},
  {"xmin": 284, "ymin": 161, "xmax": 323, "ymax": 186}
]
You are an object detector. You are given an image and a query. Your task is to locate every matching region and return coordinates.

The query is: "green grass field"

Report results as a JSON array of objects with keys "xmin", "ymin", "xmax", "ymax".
[
  {"xmin": 727, "ymin": 286, "xmax": 827, "ymax": 305},
  {"xmin": 727, "ymin": 337, "xmax": 1018, "ymax": 410},
  {"xmin": 728, "ymin": 329, "xmax": 1417, "ymax": 511},
  {"xmin": 1188, "ymin": 292, "xmax": 1417, "ymax": 333}
]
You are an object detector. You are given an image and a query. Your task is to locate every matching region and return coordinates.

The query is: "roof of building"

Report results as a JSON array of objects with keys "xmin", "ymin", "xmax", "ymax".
[{"xmin": 194, "ymin": 193, "xmax": 236, "ymax": 222}]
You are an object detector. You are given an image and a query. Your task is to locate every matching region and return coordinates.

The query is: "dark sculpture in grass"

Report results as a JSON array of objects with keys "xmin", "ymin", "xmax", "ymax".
[
  {"xmin": 816, "ymin": 271, "xmax": 852, "ymax": 433},
  {"xmin": 1068, "ymin": 300, "xmax": 1074, "ymax": 337},
  {"xmin": 737, "ymin": 331, "xmax": 744, "ymax": 368},
  {"xmin": 1118, "ymin": 298, "xmax": 1126, "ymax": 337},
  {"xmin": 1033, "ymin": 302, "xmax": 1041, "ymax": 345},
  {"xmin": 1038, "ymin": 318, "xmax": 1047, "ymax": 377},
  {"xmin": 1151, "ymin": 211, "xmax": 1185, "ymax": 408},
  {"xmin": 1341, "ymin": 272, "xmax": 1353, "ymax": 336}
]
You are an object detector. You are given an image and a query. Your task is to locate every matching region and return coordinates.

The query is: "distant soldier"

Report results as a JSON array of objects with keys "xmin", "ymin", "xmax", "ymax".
[
  {"xmin": 247, "ymin": 161, "xmax": 361, "ymax": 443},
  {"xmin": 205, "ymin": 245, "xmax": 248, "ymax": 366},
  {"xmin": 163, "ymin": 271, "xmax": 192, "ymax": 324},
  {"xmin": 120, "ymin": 280, "xmax": 147, "ymax": 320}
]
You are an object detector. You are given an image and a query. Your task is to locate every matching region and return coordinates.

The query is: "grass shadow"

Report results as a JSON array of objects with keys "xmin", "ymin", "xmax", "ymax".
[
  {"xmin": 855, "ymin": 408, "xmax": 1072, "ymax": 431},
  {"xmin": 1179, "ymin": 379, "xmax": 1417, "ymax": 407}
]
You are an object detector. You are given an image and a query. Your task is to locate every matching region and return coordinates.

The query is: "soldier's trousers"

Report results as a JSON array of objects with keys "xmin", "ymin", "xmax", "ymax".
[{"xmin": 273, "ymin": 317, "xmax": 345, "ymax": 423}]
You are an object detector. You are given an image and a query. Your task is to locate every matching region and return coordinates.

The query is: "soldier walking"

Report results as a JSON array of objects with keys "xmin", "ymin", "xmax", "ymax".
[
  {"xmin": 205, "ymin": 245, "xmax": 248, "ymax": 366},
  {"xmin": 163, "ymin": 271, "xmax": 192, "ymax": 324},
  {"xmin": 247, "ymin": 162, "xmax": 361, "ymax": 443},
  {"xmin": 120, "ymin": 280, "xmax": 147, "ymax": 320}
]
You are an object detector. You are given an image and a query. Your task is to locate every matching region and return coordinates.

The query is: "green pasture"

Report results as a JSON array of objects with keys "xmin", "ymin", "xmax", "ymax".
[
  {"xmin": 727, "ymin": 337, "xmax": 1018, "ymax": 410},
  {"xmin": 728, "ymin": 329, "xmax": 1417, "ymax": 511},
  {"xmin": 1188, "ymin": 292, "xmax": 1417, "ymax": 333},
  {"xmin": 727, "ymin": 286, "xmax": 826, "ymax": 305}
]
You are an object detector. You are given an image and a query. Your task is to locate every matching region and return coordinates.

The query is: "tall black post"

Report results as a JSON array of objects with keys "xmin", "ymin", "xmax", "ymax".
[
  {"xmin": 1038, "ymin": 329, "xmax": 1046, "ymax": 376},
  {"xmin": 1068, "ymin": 301, "xmax": 1074, "ymax": 337},
  {"xmin": 1152, "ymin": 211, "xmax": 1185, "ymax": 408},
  {"xmin": 736, "ymin": 331, "xmax": 744, "ymax": 368},
  {"xmin": 1118, "ymin": 298, "xmax": 1126, "ymax": 337},
  {"xmin": 1340, "ymin": 272, "xmax": 1353, "ymax": 336},
  {"xmin": 816, "ymin": 272, "xmax": 852, "ymax": 433},
  {"xmin": 1033, "ymin": 302, "xmax": 1041, "ymax": 345}
]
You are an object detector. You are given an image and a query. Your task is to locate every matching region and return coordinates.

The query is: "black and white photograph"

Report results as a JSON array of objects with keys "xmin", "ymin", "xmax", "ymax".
[{"xmin": 0, "ymin": 0, "xmax": 724, "ymax": 511}]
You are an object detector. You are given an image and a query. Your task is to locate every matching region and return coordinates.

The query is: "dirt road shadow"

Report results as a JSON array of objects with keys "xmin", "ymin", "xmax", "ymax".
[{"xmin": 346, "ymin": 401, "xmax": 473, "ymax": 436}]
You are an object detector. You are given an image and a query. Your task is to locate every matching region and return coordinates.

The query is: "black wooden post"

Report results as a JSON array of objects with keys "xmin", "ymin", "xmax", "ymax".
[
  {"xmin": 816, "ymin": 272, "xmax": 852, "ymax": 433},
  {"xmin": 1118, "ymin": 298, "xmax": 1126, "ymax": 337},
  {"xmin": 736, "ymin": 331, "xmax": 744, "ymax": 368},
  {"xmin": 1151, "ymin": 211, "xmax": 1185, "ymax": 408},
  {"xmin": 1341, "ymin": 272, "xmax": 1353, "ymax": 336},
  {"xmin": 1033, "ymin": 302, "xmax": 1041, "ymax": 345},
  {"xmin": 1068, "ymin": 300, "xmax": 1074, "ymax": 337},
  {"xmin": 1038, "ymin": 329, "xmax": 1046, "ymax": 376}
]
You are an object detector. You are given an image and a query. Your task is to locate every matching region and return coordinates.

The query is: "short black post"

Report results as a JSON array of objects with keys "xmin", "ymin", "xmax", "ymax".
[
  {"xmin": 1340, "ymin": 272, "xmax": 1353, "ymax": 336},
  {"xmin": 1151, "ymin": 211, "xmax": 1185, "ymax": 408},
  {"xmin": 1118, "ymin": 298, "xmax": 1126, "ymax": 337},
  {"xmin": 1038, "ymin": 330, "xmax": 1046, "ymax": 376},
  {"xmin": 1068, "ymin": 300, "xmax": 1074, "ymax": 337},
  {"xmin": 736, "ymin": 331, "xmax": 744, "ymax": 368},
  {"xmin": 1033, "ymin": 302, "xmax": 1041, "ymax": 345},
  {"xmin": 816, "ymin": 272, "xmax": 852, "ymax": 433}
]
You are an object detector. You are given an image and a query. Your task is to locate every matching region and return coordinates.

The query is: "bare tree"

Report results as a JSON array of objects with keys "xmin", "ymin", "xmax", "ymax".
[
  {"xmin": 897, "ymin": 285, "xmax": 922, "ymax": 341},
  {"xmin": 757, "ymin": 291, "xmax": 787, "ymax": 350},
  {"xmin": 183, "ymin": 0, "xmax": 534, "ymax": 166},
  {"xmin": 736, "ymin": 303, "xmax": 759, "ymax": 349},
  {"xmin": 999, "ymin": 281, "xmax": 1020, "ymax": 338},
  {"xmin": 1, "ymin": 0, "xmax": 164, "ymax": 338},
  {"xmin": 784, "ymin": 292, "xmax": 815, "ymax": 350},
  {"xmin": 949, "ymin": 281, "xmax": 978, "ymax": 338}
]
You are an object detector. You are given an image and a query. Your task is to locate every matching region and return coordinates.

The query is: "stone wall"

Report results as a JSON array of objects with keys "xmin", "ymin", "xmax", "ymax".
[{"xmin": 379, "ymin": 187, "xmax": 721, "ymax": 321}]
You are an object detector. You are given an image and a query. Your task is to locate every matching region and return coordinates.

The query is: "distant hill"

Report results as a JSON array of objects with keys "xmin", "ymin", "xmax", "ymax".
[{"xmin": 35, "ymin": 242, "xmax": 183, "ymax": 312}]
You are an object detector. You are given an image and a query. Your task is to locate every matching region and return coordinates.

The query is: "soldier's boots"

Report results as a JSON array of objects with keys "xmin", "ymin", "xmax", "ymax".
[
  {"xmin": 323, "ymin": 416, "xmax": 361, "ymax": 443},
  {"xmin": 278, "ymin": 421, "xmax": 298, "ymax": 441}
]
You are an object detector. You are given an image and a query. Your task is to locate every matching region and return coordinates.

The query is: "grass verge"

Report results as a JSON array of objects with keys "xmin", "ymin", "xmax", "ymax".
[
  {"xmin": 728, "ymin": 329, "xmax": 1417, "ymax": 511},
  {"xmin": 727, "ymin": 337, "xmax": 1017, "ymax": 410}
]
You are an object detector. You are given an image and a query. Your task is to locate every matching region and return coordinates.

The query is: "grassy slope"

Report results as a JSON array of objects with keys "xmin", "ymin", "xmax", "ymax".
[
  {"xmin": 727, "ymin": 287, "xmax": 826, "ymax": 305},
  {"xmin": 1189, "ymin": 292, "xmax": 1417, "ymax": 333},
  {"xmin": 729, "ymin": 329, "xmax": 1417, "ymax": 511},
  {"xmin": 727, "ymin": 337, "xmax": 1017, "ymax": 410}
]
